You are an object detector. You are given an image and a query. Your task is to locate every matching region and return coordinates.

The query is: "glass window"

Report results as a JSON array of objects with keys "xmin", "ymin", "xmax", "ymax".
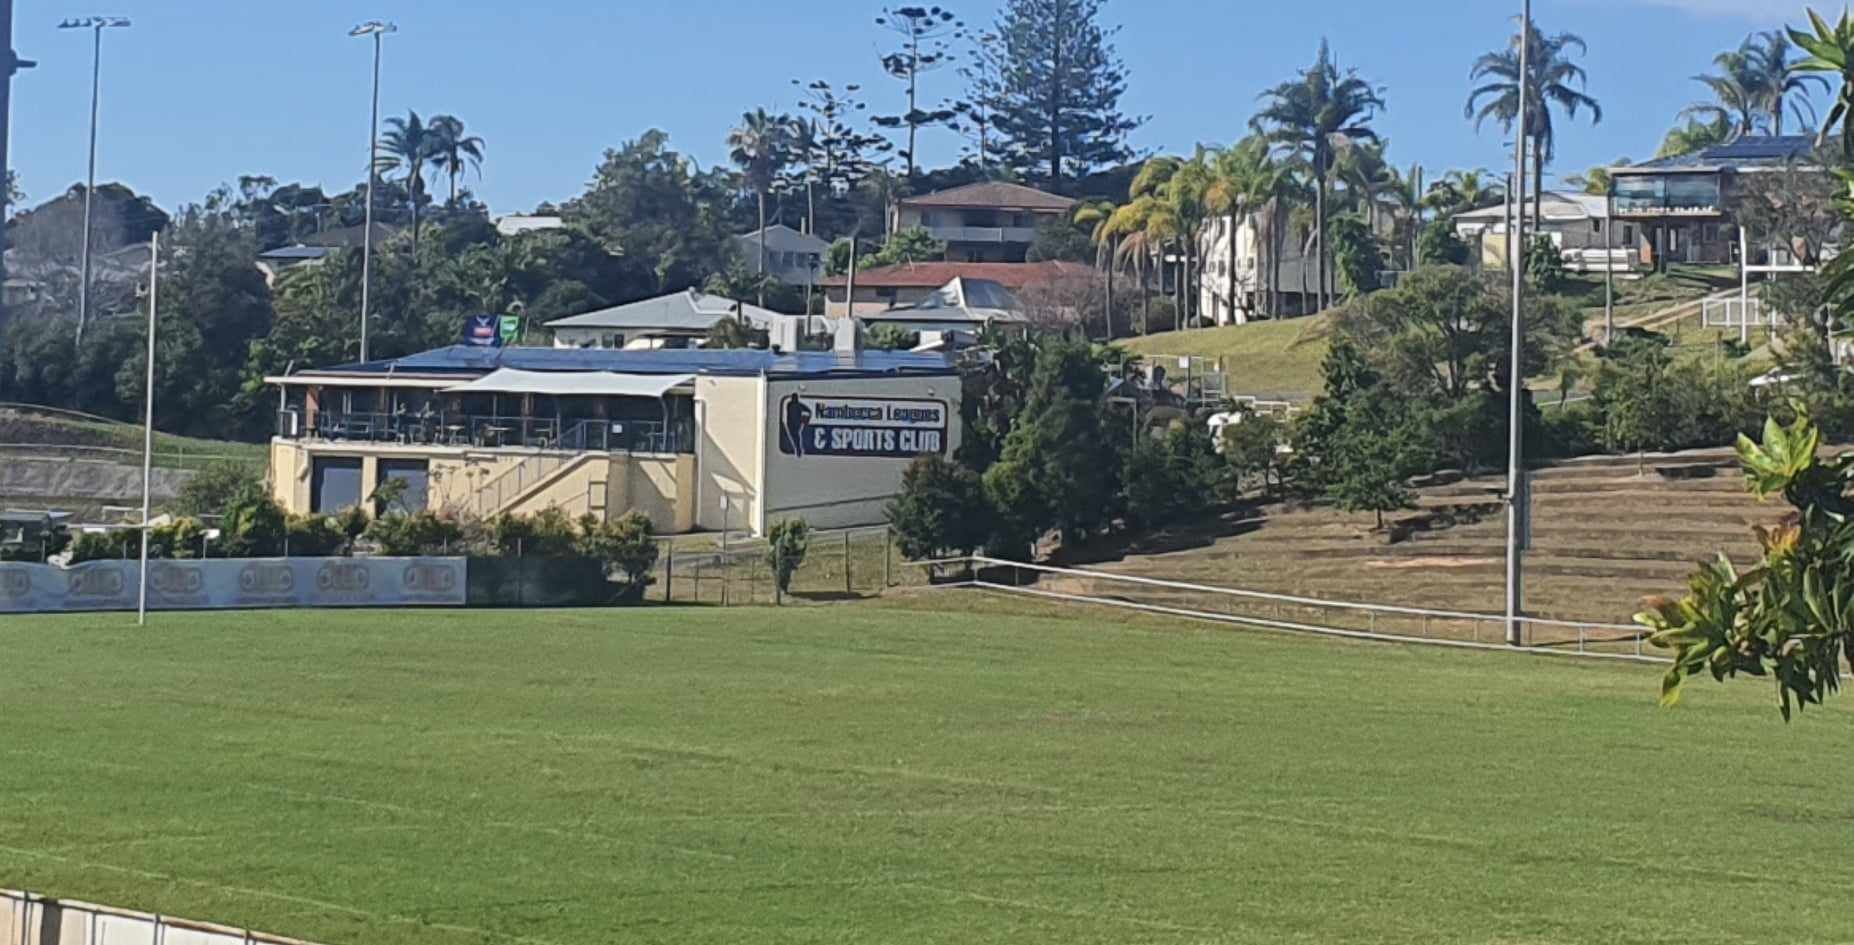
[
  {"xmin": 311, "ymin": 457, "xmax": 364, "ymax": 514},
  {"xmin": 376, "ymin": 460, "xmax": 429, "ymax": 516}
]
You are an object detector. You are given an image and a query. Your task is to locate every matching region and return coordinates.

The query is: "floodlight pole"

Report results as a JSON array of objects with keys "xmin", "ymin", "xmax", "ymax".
[
  {"xmin": 1504, "ymin": 0, "xmax": 1531, "ymax": 648},
  {"xmin": 352, "ymin": 21, "xmax": 396, "ymax": 363},
  {"xmin": 60, "ymin": 16, "xmax": 129, "ymax": 347},
  {"xmin": 0, "ymin": 0, "xmax": 36, "ymax": 323},
  {"xmin": 1604, "ymin": 186, "xmax": 1615, "ymax": 346},
  {"xmin": 136, "ymin": 230, "xmax": 157, "ymax": 627}
]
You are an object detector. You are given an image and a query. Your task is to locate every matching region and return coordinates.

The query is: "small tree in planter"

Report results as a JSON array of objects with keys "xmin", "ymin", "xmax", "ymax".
[{"xmin": 766, "ymin": 518, "xmax": 811, "ymax": 604}]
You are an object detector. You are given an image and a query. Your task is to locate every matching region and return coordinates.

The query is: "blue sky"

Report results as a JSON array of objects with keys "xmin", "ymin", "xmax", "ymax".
[{"xmin": 6, "ymin": 0, "xmax": 1809, "ymax": 215}]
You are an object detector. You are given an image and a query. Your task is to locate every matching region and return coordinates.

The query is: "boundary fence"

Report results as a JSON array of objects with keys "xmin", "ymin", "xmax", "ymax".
[
  {"xmin": 915, "ymin": 556, "xmax": 1665, "ymax": 665},
  {"xmin": 4, "ymin": 888, "xmax": 322, "ymax": 945}
]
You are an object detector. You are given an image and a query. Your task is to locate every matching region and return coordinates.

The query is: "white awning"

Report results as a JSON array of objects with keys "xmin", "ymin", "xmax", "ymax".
[{"xmin": 441, "ymin": 368, "xmax": 695, "ymax": 397}]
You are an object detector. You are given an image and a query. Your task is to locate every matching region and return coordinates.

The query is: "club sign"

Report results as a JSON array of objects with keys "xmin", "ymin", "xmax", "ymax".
[{"xmin": 779, "ymin": 395, "xmax": 948, "ymax": 459}]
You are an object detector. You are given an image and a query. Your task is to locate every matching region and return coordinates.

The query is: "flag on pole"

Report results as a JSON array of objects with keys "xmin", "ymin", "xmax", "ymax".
[{"xmin": 463, "ymin": 313, "xmax": 503, "ymax": 347}]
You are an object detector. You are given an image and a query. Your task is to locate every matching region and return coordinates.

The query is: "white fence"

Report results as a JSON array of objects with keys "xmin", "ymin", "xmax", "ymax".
[
  {"xmin": 929, "ymin": 556, "xmax": 1661, "ymax": 662},
  {"xmin": 3, "ymin": 889, "xmax": 323, "ymax": 945},
  {"xmin": 1701, "ymin": 296, "xmax": 1771, "ymax": 329},
  {"xmin": 0, "ymin": 557, "xmax": 467, "ymax": 614}
]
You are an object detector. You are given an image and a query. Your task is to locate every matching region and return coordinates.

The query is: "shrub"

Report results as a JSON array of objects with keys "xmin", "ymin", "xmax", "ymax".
[
  {"xmin": 886, "ymin": 454, "xmax": 991, "ymax": 560},
  {"xmin": 69, "ymin": 530, "xmax": 137, "ymax": 563},
  {"xmin": 865, "ymin": 324, "xmax": 920, "ymax": 351},
  {"xmin": 285, "ymin": 514, "xmax": 348, "ymax": 557},
  {"xmin": 365, "ymin": 511, "xmax": 468, "ymax": 556},
  {"xmin": 492, "ymin": 508, "xmax": 579, "ymax": 557},
  {"xmin": 1416, "ymin": 219, "xmax": 1469, "ymax": 266},
  {"xmin": 577, "ymin": 511, "xmax": 660, "ymax": 599},
  {"xmin": 765, "ymin": 518, "xmax": 811, "ymax": 602},
  {"xmin": 1221, "ymin": 411, "xmax": 1288, "ymax": 497},
  {"xmin": 219, "ymin": 485, "xmax": 287, "ymax": 557},
  {"xmin": 1539, "ymin": 401, "xmax": 1603, "ymax": 459}
]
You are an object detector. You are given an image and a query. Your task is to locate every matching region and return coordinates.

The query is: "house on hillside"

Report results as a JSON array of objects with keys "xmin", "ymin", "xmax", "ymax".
[
  {"xmin": 1452, "ymin": 191, "xmax": 1633, "ymax": 274},
  {"xmin": 254, "ymin": 222, "xmax": 403, "ymax": 285},
  {"xmin": 732, "ymin": 224, "xmax": 829, "ymax": 286},
  {"xmin": 820, "ymin": 260, "xmax": 1092, "ymax": 319},
  {"xmin": 891, "ymin": 182, "xmax": 1077, "ymax": 262},
  {"xmin": 1608, "ymin": 135, "xmax": 1821, "ymax": 269},
  {"xmin": 1196, "ymin": 215, "xmax": 1338, "ymax": 325},
  {"xmin": 857, "ymin": 277, "xmax": 1026, "ymax": 334},
  {"xmin": 544, "ymin": 289, "xmax": 796, "ymax": 350}
]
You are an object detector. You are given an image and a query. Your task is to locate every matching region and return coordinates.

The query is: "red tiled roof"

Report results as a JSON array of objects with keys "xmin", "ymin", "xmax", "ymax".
[
  {"xmin": 897, "ymin": 181, "xmax": 1077, "ymax": 211},
  {"xmin": 820, "ymin": 260, "xmax": 1094, "ymax": 289}
]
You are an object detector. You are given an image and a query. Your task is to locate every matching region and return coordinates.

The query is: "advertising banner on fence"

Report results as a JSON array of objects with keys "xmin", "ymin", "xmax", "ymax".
[
  {"xmin": 0, "ymin": 557, "xmax": 467, "ymax": 614},
  {"xmin": 778, "ymin": 395, "xmax": 949, "ymax": 459}
]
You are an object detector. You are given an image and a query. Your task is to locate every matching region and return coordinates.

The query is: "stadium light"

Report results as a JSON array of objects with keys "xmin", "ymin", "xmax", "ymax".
[
  {"xmin": 351, "ymin": 20, "xmax": 397, "ymax": 363},
  {"xmin": 57, "ymin": 15, "xmax": 131, "ymax": 349}
]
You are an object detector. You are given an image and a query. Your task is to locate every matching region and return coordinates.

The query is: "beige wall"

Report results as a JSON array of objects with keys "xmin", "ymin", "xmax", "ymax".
[
  {"xmin": 759, "ymin": 374, "xmax": 961, "ymax": 532},
  {"xmin": 693, "ymin": 375, "xmax": 766, "ymax": 533}
]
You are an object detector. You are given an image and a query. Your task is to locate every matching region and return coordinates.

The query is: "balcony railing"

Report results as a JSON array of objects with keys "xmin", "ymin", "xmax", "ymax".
[
  {"xmin": 277, "ymin": 411, "xmax": 689, "ymax": 454},
  {"xmin": 920, "ymin": 224, "xmax": 1039, "ymax": 244}
]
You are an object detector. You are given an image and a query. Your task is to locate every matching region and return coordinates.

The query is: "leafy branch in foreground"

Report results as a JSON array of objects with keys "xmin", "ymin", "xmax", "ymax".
[{"xmin": 1637, "ymin": 411, "xmax": 1854, "ymax": 720}]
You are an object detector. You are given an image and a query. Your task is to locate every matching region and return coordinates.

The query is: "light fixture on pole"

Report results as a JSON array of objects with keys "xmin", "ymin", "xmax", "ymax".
[
  {"xmin": 1504, "ymin": 0, "xmax": 1531, "ymax": 647},
  {"xmin": 350, "ymin": 19, "xmax": 396, "ymax": 364},
  {"xmin": 57, "ymin": 15, "xmax": 129, "ymax": 348}
]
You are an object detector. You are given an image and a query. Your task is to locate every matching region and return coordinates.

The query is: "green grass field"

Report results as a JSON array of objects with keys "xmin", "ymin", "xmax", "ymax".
[
  {"xmin": 0, "ymin": 405, "xmax": 266, "ymax": 471},
  {"xmin": 2, "ymin": 598, "xmax": 1849, "ymax": 945}
]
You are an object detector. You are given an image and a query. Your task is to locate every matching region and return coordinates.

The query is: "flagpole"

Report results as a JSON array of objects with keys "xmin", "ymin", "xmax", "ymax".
[{"xmin": 136, "ymin": 230, "xmax": 158, "ymax": 626}]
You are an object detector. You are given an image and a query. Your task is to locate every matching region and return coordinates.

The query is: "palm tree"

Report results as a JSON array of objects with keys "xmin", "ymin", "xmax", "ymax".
[
  {"xmin": 427, "ymin": 114, "xmax": 486, "ymax": 207},
  {"xmin": 1428, "ymin": 168, "xmax": 1505, "ymax": 216},
  {"xmin": 1682, "ymin": 44, "xmax": 1765, "ymax": 141},
  {"xmin": 1466, "ymin": 18, "xmax": 1602, "ymax": 222},
  {"xmin": 1102, "ymin": 198, "xmax": 1163, "ymax": 334},
  {"xmin": 1787, "ymin": 9, "xmax": 1854, "ymax": 154},
  {"xmin": 728, "ymin": 108, "xmax": 791, "ymax": 305},
  {"xmin": 1073, "ymin": 200, "xmax": 1120, "ymax": 335},
  {"xmin": 1747, "ymin": 31, "xmax": 1827, "ymax": 136},
  {"xmin": 375, "ymin": 110, "xmax": 438, "ymax": 256},
  {"xmin": 1254, "ymin": 40, "xmax": 1385, "ymax": 313},
  {"xmin": 785, "ymin": 116, "xmax": 822, "ymax": 235}
]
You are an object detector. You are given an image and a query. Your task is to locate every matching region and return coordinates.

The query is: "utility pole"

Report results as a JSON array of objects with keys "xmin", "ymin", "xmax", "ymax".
[
  {"xmin": 351, "ymin": 21, "xmax": 396, "ymax": 364},
  {"xmin": 59, "ymin": 16, "xmax": 129, "ymax": 347},
  {"xmin": 1505, "ymin": 0, "xmax": 1531, "ymax": 648},
  {"xmin": 1604, "ymin": 185, "xmax": 1615, "ymax": 346},
  {"xmin": 0, "ymin": 0, "xmax": 35, "ymax": 328}
]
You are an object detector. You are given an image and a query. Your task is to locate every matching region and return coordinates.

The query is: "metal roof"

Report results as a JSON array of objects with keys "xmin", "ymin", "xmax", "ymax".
[
  {"xmin": 543, "ymin": 289, "xmax": 789, "ymax": 331},
  {"xmin": 898, "ymin": 181, "xmax": 1077, "ymax": 211},
  {"xmin": 734, "ymin": 224, "xmax": 829, "ymax": 254},
  {"xmin": 289, "ymin": 345, "xmax": 960, "ymax": 381}
]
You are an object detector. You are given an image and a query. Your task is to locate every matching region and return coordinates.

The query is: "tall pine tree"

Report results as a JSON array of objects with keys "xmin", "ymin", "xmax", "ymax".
[{"xmin": 985, "ymin": 0, "xmax": 1142, "ymax": 194}]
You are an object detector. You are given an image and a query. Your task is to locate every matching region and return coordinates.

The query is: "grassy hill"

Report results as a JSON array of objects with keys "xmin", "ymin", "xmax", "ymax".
[
  {"xmin": 1116, "ymin": 313, "xmax": 1334, "ymax": 400},
  {"xmin": 1115, "ymin": 265, "xmax": 1747, "ymax": 401},
  {"xmin": 0, "ymin": 404, "xmax": 265, "ymax": 471}
]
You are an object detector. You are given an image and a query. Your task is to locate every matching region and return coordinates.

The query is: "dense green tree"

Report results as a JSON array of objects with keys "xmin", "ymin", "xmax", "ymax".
[
  {"xmin": 1416, "ymin": 219, "xmax": 1469, "ymax": 266},
  {"xmin": 1326, "ymin": 383, "xmax": 1418, "ymax": 530},
  {"xmin": 1524, "ymin": 235, "xmax": 1566, "ymax": 292},
  {"xmin": 986, "ymin": 0, "xmax": 1142, "ymax": 192},
  {"xmin": 116, "ymin": 207, "xmax": 275, "ymax": 438},
  {"xmin": 565, "ymin": 130, "xmax": 739, "ymax": 297},
  {"xmin": 1120, "ymin": 422, "xmax": 1222, "ymax": 530},
  {"xmin": 1025, "ymin": 216, "xmax": 1095, "ymax": 263},
  {"xmin": 887, "ymin": 454, "xmax": 992, "ymax": 559},
  {"xmin": 1326, "ymin": 213, "xmax": 1380, "ymax": 297},
  {"xmin": 981, "ymin": 341, "xmax": 1117, "ymax": 555}
]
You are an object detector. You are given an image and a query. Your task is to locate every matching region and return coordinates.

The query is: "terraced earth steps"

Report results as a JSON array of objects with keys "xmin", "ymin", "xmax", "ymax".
[{"xmin": 1072, "ymin": 450, "xmax": 1795, "ymax": 624}]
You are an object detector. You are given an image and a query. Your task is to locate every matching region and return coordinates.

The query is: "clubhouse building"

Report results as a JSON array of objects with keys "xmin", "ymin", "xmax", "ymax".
[{"xmin": 265, "ymin": 345, "xmax": 961, "ymax": 535}]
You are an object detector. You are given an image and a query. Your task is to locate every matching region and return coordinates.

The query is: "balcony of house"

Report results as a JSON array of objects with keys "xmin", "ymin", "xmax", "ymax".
[
  {"xmin": 1610, "ymin": 174, "xmax": 1724, "ymax": 219},
  {"xmin": 920, "ymin": 223, "xmax": 1041, "ymax": 245}
]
